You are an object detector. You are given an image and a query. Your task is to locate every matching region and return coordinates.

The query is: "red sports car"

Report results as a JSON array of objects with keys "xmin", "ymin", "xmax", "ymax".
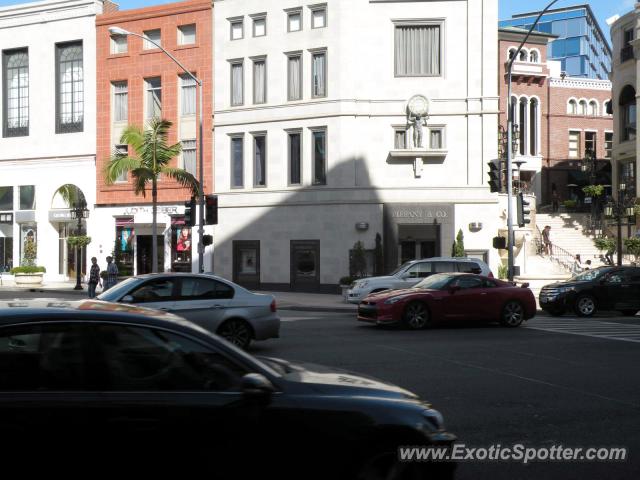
[{"xmin": 357, "ymin": 273, "xmax": 536, "ymax": 329}]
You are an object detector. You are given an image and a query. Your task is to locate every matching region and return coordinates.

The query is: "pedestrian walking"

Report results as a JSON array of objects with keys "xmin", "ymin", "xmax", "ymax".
[
  {"xmin": 542, "ymin": 226, "xmax": 553, "ymax": 256},
  {"xmin": 572, "ymin": 254, "xmax": 583, "ymax": 275},
  {"xmin": 88, "ymin": 257, "xmax": 102, "ymax": 298},
  {"xmin": 605, "ymin": 236, "xmax": 615, "ymax": 266},
  {"xmin": 584, "ymin": 259, "xmax": 592, "ymax": 270},
  {"xmin": 552, "ymin": 191, "xmax": 560, "ymax": 213},
  {"xmin": 104, "ymin": 256, "xmax": 119, "ymax": 291}
]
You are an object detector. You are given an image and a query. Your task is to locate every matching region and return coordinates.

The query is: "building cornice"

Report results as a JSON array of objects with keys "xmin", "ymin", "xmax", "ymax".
[
  {"xmin": 549, "ymin": 77, "xmax": 612, "ymax": 91},
  {"xmin": 96, "ymin": 0, "xmax": 210, "ymax": 25},
  {"xmin": 0, "ymin": 0, "xmax": 101, "ymax": 28}
]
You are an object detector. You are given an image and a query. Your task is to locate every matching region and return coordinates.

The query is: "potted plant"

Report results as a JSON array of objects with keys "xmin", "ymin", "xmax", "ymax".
[
  {"xmin": 12, "ymin": 235, "xmax": 46, "ymax": 286},
  {"xmin": 67, "ymin": 235, "xmax": 92, "ymax": 249},
  {"xmin": 594, "ymin": 237, "xmax": 616, "ymax": 255},
  {"xmin": 624, "ymin": 237, "xmax": 640, "ymax": 265},
  {"xmin": 339, "ymin": 276, "xmax": 355, "ymax": 300}
]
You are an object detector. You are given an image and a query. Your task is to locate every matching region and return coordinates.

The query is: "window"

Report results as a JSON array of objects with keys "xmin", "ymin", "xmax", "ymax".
[
  {"xmin": 0, "ymin": 186, "xmax": 12, "ymax": 211},
  {"xmin": 579, "ymin": 100, "xmax": 587, "ymax": 115},
  {"xmin": 433, "ymin": 262, "xmax": 455, "ymax": 273},
  {"xmin": 56, "ymin": 41, "xmax": 83, "ymax": 133},
  {"xmin": 253, "ymin": 134, "xmax": 266, "ymax": 187},
  {"xmin": 180, "ymin": 74, "xmax": 196, "ymax": 115},
  {"xmin": 19, "ymin": 185, "xmax": 35, "ymax": 210},
  {"xmin": 567, "ymin": 99, "xmax": 577, "ymax": 114},
  {"xmin": 179, "ymin": 278, "xmax": 235, "ymax": 300},
  {"xmin": 519, "ymin": 98, "xmax": 527, "ymax": 155},
  {"xmin": 287, "ymin": 53, "xmax": 302, "ymax": 101},
  {"xmin": 569, "ymin": 131, "xmax": 580, "ymax": 158},
  {"xmin": 451, "ymin": 276, "xmax": 483, "ymax": 289},
  {"xmin": 143, "ymin": 29, "xmax": 161, "ymax": 49},
  {"xmin": 394, "ymin": 128, "xmax": 407, "ymax": 149},
  {"xmin": 622, "ymin": 28, "xmax": 634, "ymax": 62},
  {"xmin": 429, "ymin": 128, "xmax": 443, "ymax": 149},
  {"xmin": 112, "ymin": 81, "xmax": 127, "ymax": 122},
  {"xmin": 529, "ymin": 50, "xmax": 539, "ymax": 63},
  {"xmin": 311, "ymin": 5, "xmax": 327, "ymax": 29},
  {"xmin": 252, "ymin": 15, "xmax": 266, "ymax": 37},
  {"xmin": 94, "ymin": 324, "xmax": 246, "ymax": 392},
  {"xmin": 529, "ymin": 99, "xmax": 538, "ymax": 155},
  {"xmin": 288, "ymin": 131, "xmax": 301, "ymax": 185},
  {"xmin": 604, "ymin": 100, "xmax": 612, "ymax": 116},
  {"xmin": 3, "ymin": 48, "xmax": 29, "ymax": 137},
  {"xmin": 145, "ymin": 77, "xmax": 161, "ymax": 119},
  {"xmin": 230, "ymin": 18, "xmax": 244, "ymax": 40},
  {"xmin": 129, "ymin": 278, "xmax": 177, "ymax": 304},
  {"xmin": 312, "ymin": 129, "xmax": 326, "ymax": 185},
  {"xmin": 0, "ymin": 324, "xmax": 90, "ymax": 391},
  {"xmin": 605, "ymin": 132, "xmax": 613, "ymax": 159},
  {"xmin": 395, "ymin": 24, "xmax": 441, "ymax": 76},
  {"xmin": 114, "ymin": 145, "xmax": 128, "ymax": 182},
  {"xmin": 110, "ymin": 34, "xmax": 127, "ymax": 54},
  {"xmin": 405, "ymin": 262, "xmax": 432, "ymax": 278},
  {"xmin": 311, "ymin": 50, "xmax": 326, "ymax": 98},
  {"xmin": 178, "ymin": 24, "xmax": 196, "ymax": 45},
  {"xmin": 182, "ymin": 139, "xmax": 196, "ymax": 176},
  {"xmin": 231, "ymin": 136, "xmax": 244, "ymax": 188},
  {"xmin": 588, "ymin": 100, "xmax": 598, "ymax": 116},
  {"xmin": 253, "ymin": 58, "xmax": 266, "ymax": 104},
  {"xmin": 457, "ymin": 262, "xmax": 482, "ymax": 274},
  {"xmin": 518, "ymin": 49, "xmax": 527, "ymax": 61},
  {"xmin": 230, "ymin": 61, "xmax": 244, "ymax": 106},
  {"xmin": 287, "ymin": 9, "xmax": 302, "ymax": 32},
  {"xmin": 584, "ymin": 131, "xmax": 596, "ymax": 156},
  {"xmin": 620, "ymin": 85, "xmax": 636, "ymax": 142}
]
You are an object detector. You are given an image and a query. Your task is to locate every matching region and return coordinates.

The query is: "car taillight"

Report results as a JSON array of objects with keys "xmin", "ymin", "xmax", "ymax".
[
  {"xmin": 270, "ymin": 299, "xmax": 277, "ymax": 312},
  {"xmin": 488, "ymin": 271, "xmax": 494, "ymax": 278}
]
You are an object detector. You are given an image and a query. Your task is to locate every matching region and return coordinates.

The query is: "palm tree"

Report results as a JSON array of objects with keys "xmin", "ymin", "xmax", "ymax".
[{"xmin": 104, "ymin": 118, "xmax": 199, "ymax": 273}]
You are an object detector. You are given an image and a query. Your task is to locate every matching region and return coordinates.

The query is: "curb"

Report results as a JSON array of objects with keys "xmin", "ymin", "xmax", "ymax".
[
  {"xmin": 0, "ymin": 288, "xmax": 88, "ymax": 296},
  {"xmin": 279, "ymin": 305, "xmax": 357, "ymax": 313}
]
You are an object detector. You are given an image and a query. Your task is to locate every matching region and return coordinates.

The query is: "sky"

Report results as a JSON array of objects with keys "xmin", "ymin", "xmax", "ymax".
[{"xmin": 0, "ymin": 0, "xmax": 635, "ymax": 42}]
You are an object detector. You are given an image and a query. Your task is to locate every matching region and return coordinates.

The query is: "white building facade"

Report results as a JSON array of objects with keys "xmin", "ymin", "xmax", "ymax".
[
  {"xmin": 213, "ymin": 0, "xmax": 500, "ymax": 291},
  {"xmin": 0, "ymin": 0, "xmax": 104, "ymax": 280},
  {"xmin": 610, "ymin": 9, "xmax": 639, "ymax": 200}
]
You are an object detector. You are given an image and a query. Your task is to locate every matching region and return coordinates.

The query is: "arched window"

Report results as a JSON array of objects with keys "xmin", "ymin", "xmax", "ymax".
[
  {"xmin": 519, "ymin": 98, "xmax": 527, "ymax": 155},
  {"xmin": 620, "ymin": 85, "xmax": 637, "ymax": 142},
  {"xmin": 567, "ymin": 99, "xmax": 577, "ymax": 114},
  {"xmin": 604, "ymin": 100, "xmax": 612, "ymax": 116},
  {"xmin": 588, "ymin": 100, "xmax": 598, "ymax": 116},
  {"xmin": 518, "ymin": 49, "xmax": 528, "ymax": 61},
  {"xmin": 5, "ymin": 50, "xmax": 29, "ymax": 136},
  {"xmin": 529, "ymin": 50, "xmax": 539, "ymax": 63},
  {"xmin": 579, "ymin": 100, "xmax": 588, "ymax": 115},
  {"xmin": 508, "ymin": 48, "xmax": 516, "ymax": 60},
  {"xmin": 529, "ymin": 98, "xmax": 538, "ymax": 155}
]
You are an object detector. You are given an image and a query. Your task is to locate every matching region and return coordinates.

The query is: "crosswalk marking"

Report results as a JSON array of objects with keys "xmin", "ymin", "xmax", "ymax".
[{"xmin": 526, "ymin": 318, "xmax": 640, "ymax": 344}]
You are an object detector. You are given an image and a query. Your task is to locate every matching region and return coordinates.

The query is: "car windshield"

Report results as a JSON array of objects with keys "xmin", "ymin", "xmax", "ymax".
[
  {"xmin": 96, "ymin": 276, "xmax": 142, "ymax": 301},
  {"xmin": 414, "ymin": 273, "xmax": 454, "ymax": 290},
  {"xmin": 389, "ymin": 261, "xmax": 415, "ymax": 276},
  {"xmin": 572, "ymin": 268, "xmax": 611, "ymax": 282}
]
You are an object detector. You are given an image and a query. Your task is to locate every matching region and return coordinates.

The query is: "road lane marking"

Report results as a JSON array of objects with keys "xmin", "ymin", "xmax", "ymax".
[{"xmin": 527, "ymin": 319, "xmax": 640, "ymax": 344}]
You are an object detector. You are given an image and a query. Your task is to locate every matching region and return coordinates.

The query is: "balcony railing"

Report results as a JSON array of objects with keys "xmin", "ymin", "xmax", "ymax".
[{"xmin": 621, "ymin": 45, "xmax": 634, "ymax": 63}]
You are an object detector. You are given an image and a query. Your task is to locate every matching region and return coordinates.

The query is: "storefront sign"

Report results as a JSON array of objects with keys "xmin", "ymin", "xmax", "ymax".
[
  {"xmin": 48, "ymin": 210, "xmax": 72, "ymax": 222},
  {"xmin": 391, "ymin": 209, "xmax": 448, "ymax": 219},
  {"xmin": 122, "ymin": 206, "xmax": 180, "ymax": 216}
]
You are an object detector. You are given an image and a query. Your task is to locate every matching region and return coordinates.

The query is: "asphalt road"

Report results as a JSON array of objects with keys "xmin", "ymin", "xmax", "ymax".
[{"xmin": 1, "ymin": 290, "xmax": 639, "ymax": 479}]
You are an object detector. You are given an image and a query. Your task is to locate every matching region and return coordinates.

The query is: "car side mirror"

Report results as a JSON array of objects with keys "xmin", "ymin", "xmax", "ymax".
[
  {"xmin": 121, "ymin": 295, "xmax": 134, "ymax": 303},
  {"xmin": 241, "ymin": 373, "xmax": 275, "ymax": 397}
]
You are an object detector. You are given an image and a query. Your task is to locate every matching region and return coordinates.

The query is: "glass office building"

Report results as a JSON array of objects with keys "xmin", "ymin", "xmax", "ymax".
[{"xmin": 500, "ymin": 5, "xmax": 612, "ymax": 79}]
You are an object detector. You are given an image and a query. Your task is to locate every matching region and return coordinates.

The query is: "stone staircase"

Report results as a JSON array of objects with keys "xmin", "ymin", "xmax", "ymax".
[{"xmin": 535, "ymin": 212, "xmax": 604, "ymax": 266}]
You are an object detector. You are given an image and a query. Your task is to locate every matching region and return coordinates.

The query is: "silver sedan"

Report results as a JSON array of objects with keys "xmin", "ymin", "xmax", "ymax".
[{"xmin": 97, "ymin": 273, "xmax": 279, "ymax": 349}]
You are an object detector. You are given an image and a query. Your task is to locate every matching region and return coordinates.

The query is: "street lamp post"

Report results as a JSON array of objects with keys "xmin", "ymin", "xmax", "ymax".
[
  {"xmin": 581, "ymin": 149, "xmax": 598, "ymax": 232},
  {"xmin": 70, "ymin": 201, "xmax": 89, "ymax": 290},
  {"xmin": 108, "ymin": 26, "xmax": 205, "ymax": 273},
  {"xmin": 505, "ymin": 0, "xmax": 561, "ymax": 281},
  {"xmin": 604, "ymin": 183, "xmax": 636, "ymax": 266}
]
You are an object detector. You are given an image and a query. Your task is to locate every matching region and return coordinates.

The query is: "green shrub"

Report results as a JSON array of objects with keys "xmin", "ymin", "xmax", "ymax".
[
  {"xmin": 582, "ymin": 185, "xmax": 604, "ymax": 197},
  {"xmin": 563, "ymin": 200, "xmax": 577, "ymax": 209},
  {"xmin": 594, "ymin": 237, "xmax": 616, "ymax": 252},
  {"xmin": 498, "ymin": 264, "xmax": 508, "ymax": 280},
  {"xmin": 11, "ymin": 266, "xmax": 46, "ymax": 274},
  {"xmin": 67, "ymin": 235, "xmax": 92, "ymax": 248},
  {"xmin": 339, "ymin": 276, "xmax": 355, "ymax": 286},
  {"xmin": 624, "ymin": 238, "xmax": 640, "ymax": 259}
]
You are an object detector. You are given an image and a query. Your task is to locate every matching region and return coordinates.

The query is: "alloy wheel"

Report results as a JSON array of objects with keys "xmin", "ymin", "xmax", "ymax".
[
  {"xmin": 404, "ymin": 302, "xmax": 429, "ymax": 329},
  {"xmin": 218, "ymin": 319, "xmax": 252, "ymax": 349},
  {"xmin": 576, "ymin": 296, "xmax": 596, "ymax": 317},
  {"xmin": 502, "ymin": 301, "xmax": 524, "ymax": 327}
]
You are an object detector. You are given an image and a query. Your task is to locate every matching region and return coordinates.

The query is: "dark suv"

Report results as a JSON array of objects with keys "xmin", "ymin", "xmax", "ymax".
[{"xmin": 539, "ymin": 266, "xmax": 640, "ymax": 317}]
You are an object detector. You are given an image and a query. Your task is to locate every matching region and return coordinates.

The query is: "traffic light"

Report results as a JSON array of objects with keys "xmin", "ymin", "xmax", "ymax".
[
  {"xmin": 184, "ymin": 196, "xmax": 196, "ymax": 227},
  {"xmin": 205, "ymin": 194, "xmax": 218, "ymax": 225},
  {"xmin": 517, "ymin": 192, "xmax": 531, "ymax": 227},
  {"xmin": 487, "ymin": 162, "xmax": 501, "ymax": 193}
]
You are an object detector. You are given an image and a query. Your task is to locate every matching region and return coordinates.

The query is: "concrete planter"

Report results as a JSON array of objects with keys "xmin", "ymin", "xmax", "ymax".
[{"xmin": 14, "ymin": 272, "xmax": 44, "ymax": 286}]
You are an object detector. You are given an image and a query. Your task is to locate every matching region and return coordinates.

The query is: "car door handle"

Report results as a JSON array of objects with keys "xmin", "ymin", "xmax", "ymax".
[
  {"xmin": 212, "ymin": 304, "xmax": 224, "ymax": 309},
  {"xmin": 480, "ymin": 292, "xmax": 488, "ymax": 295}
]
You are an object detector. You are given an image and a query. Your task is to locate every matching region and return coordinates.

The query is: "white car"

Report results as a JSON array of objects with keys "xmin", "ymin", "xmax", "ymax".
[
  {"xmin": 346, "ymin": 257, "xmax": 493, "ymax": 304},
  {"xmin": 98, "ymin": 273, "xmax": 279, "ymax": 349}
]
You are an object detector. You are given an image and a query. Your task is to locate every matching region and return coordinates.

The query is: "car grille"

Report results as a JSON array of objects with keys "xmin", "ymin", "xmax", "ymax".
[
  {"xmin": 540, "ymin": 287, "xmax": 561, "ymax": 297},
  {"xmin": 358, "ymin": 301, "xmax": 377, "ymax": 319}
]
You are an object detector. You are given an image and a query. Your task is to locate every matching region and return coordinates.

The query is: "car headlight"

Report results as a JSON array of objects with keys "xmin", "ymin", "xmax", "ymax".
[
  {"xmin": 422, "ymin": 409, "xmax": 445, "ymax": 430},
  {"xmin": 384, "ymin": 296, "xmax": 406, "ymax": 305},
  {"xmin": 558, "ymin": 286, "xmax": 575, "ymax": 293}
]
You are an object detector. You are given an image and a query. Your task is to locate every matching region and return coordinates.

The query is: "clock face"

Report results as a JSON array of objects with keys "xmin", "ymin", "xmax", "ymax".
[{"xmin": 408, "ymin": 95, "xmax": 429, "ymax": 116}]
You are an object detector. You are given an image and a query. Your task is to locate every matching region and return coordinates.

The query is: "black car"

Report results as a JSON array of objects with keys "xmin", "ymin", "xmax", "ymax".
[
  {"xmin": 539, "ymin": 266, "xmax": 640, "ymax": 317},
  {"xmin": 0, "ymin": 300, "xmax": 455, "ymax": 479}
]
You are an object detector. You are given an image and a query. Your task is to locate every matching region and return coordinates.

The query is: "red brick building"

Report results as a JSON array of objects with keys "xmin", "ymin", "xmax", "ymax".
[
  {"xmin": 94, "ymin": 0, "xmax": 213, "ymax": 274},
  {"xmin": 499, "ymin": 27, "xmax": 613, "ymax": 206}
]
